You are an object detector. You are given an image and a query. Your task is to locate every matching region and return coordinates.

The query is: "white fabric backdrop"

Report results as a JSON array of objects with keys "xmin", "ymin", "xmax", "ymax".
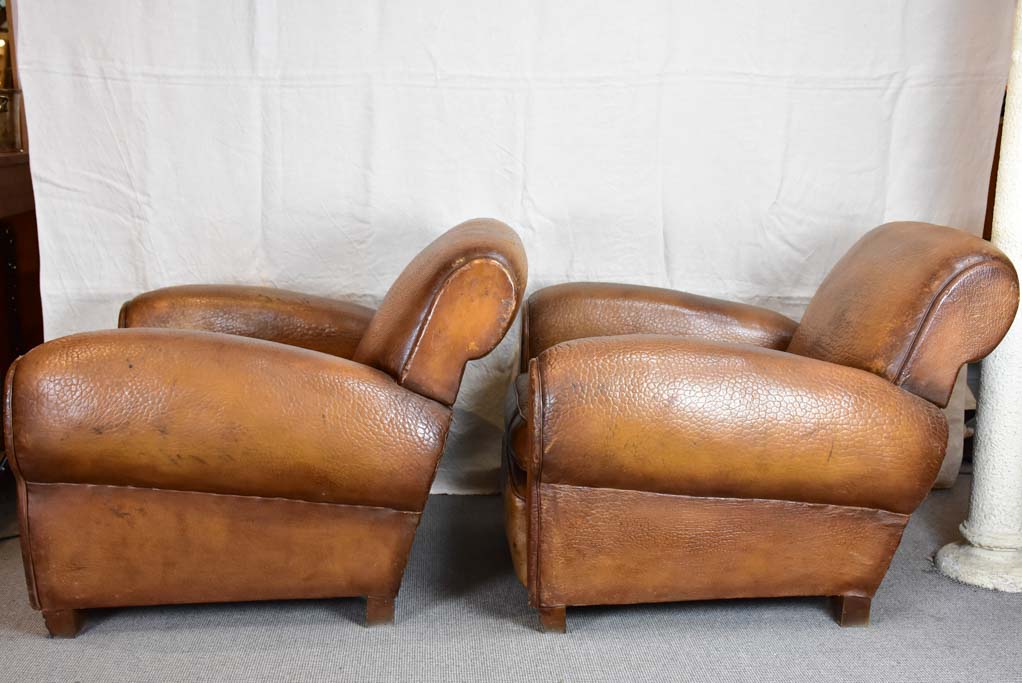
[{"xmin": 16, "ymin": 1, "xmax": 1014, "ymax": 492}]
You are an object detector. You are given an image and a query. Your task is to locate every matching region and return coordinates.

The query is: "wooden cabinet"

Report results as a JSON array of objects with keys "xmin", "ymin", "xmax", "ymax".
[{"xmin": 0, "ymin": 0, "xmax": 41, "ymax": 472}]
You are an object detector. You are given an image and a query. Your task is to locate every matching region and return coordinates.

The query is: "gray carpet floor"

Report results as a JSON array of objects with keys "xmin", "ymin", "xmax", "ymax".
[{"xmin": 0, "ymin": 475, "xmax": 1020, "ymax": 682}]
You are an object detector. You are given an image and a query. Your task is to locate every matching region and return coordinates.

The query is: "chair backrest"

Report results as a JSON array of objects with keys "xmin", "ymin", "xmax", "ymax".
[
  {"xmin": 353, "ymin": 218, "xmax": 528, "ymax": 405},
  {"xmin": 787, "ymin": 222, "xmax": 1019, "ymax": 407}
]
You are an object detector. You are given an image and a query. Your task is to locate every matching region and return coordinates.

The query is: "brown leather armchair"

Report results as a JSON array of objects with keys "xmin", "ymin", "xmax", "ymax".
[
  {"xmin": 6, "ymin": 218, "xmax": 527, "ymax": 637},
  {"xmin": 503, "ymin": 222, "xmax": 1018, "ymax": 632}
]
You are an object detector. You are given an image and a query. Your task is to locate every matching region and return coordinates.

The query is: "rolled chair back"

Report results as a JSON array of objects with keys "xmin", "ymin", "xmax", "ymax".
[
  {"xmin": 787, "ymin": 222, "xmax": 1019, "ymax": 406},
  {"xmin": 353, "ymin": 218, "xmax": 528, "ymax": 405}
]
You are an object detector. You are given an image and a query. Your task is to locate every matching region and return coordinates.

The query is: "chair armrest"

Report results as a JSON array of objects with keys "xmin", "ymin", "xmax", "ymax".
[
  {"xmin": 529, "ymin": 335, "xmax": 947, "ymax": 514},
  {"xmin": 5, "ymin": 329, "xmax": 450, "ymax": 512},
  {"xmin": 523, "ymin": 282, "xmax": 797, "ymax": 363},
  {"xmin": 120, "ymin": 285, "xmax": 375, "ymax": 359}
]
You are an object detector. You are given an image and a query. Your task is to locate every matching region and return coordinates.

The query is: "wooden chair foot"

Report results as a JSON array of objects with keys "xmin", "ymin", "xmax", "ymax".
[
  {"xmin": 365, "ymin": 596, "xmax": 395, "ymax": 626},
  {"xmin": 538, "ymin": 606, "xmax": 566, "ymax": 633},
  {"xmin": 42, "ymin": 609, "xmax": 85, "ymax": 638},
  {"xmin": 831, "ymin": 595, "xmax": 871, "ymax": 627}
]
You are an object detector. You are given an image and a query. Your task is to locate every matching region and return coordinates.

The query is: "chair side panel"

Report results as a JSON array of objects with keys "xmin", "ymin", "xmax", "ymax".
[
  {"xmin": 535, "ymin": 483, "xmax": 907, "ymax": 608},
  {"xmin": 25, "ymin": 483, "xmax": 420, "ymax": 611}
]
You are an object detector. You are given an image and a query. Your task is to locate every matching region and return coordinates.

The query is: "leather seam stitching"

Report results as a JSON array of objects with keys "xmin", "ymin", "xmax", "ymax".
[
  {"xmin": 529, "ymin": 359, "xmax": 547, "ymax": 608},
  {"xmin": 400, "ymin": 256, "xmax": 515, "ymax": 391},
  {"xmin": 542, "ymin": 481, "xmax": 912, "ymax": 518},
  {"xmin": 893, "ymin": 259, "xmax": 1000, "ymax": 386},
  {"xmin": 25, "ymin": 482, "xmax": 423, "ymax": 515}
]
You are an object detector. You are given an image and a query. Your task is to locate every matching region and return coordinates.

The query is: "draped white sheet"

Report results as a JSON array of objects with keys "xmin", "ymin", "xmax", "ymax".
[{"xmin": 16, "ymin": 1, "xmax": 1013, "ymax": 491}]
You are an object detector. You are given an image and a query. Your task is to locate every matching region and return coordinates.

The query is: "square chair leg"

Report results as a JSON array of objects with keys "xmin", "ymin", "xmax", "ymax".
[
  {"xmin": 365, "ymin": 596, "xmax": 395, "ymax": 626},
  {"xmin": 831, "ymin": 595, "xmax": 871, "ymax": 627},
  {"xmin": 42, "ymin": 609, "xmax": 85, "ymax": 638},
  {"xmin": 538, "ymin": 606, "xmax": 566, "ymax": 633}
]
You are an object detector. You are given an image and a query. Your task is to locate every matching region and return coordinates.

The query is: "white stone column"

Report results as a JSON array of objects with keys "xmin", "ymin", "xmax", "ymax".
[{"xmin": 935, "ymin": 5, "xmax": 1022, "ymax": 591}]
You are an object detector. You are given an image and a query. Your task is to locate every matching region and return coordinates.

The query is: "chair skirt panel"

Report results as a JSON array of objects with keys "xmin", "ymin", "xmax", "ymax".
[
  {"xmin": 524, "ymin": 483, "xmax": 907, "ymax": 609},
  {"xmin": 20, "ymin": 483, "xmax": 420, "ymax": 611}
]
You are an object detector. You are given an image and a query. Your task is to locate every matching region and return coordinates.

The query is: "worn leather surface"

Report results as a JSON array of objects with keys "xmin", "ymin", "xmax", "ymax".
[
  {"xmin": 502, "ymin": 221, "xmax": 1014, "ymax": 617},
  {"xmin": 24, "ymin": 483, "xmax": 419, "ymax": 610},
  {"xmin": 354, "ymin": 218, "xmax": 528, "ymax": 405},
  {"xmin": 788, "ymin": 222, "xmax": 1019, "ymax": 406},
  {"xmin": 533, "ymin": 484, "xmax": 907, "ymax": 607},
  {"xmin": 502, "ymin": 376, "xmax": 531, "ymax": 586},
  {"xmin": 502, "ymin": 470, "xmax": 529, "ymax": 587},
  {"xmin": 8, "ymin": 328, "xmax": 452, "ymax": 512},
  {"xmin": 534, "ymin": 335, "xmax": 947, "ymax": 514},
  {"xmin": 504, "ymin": 374, "xmax": 530, "ymax": 472},
  {"xmin": 4, "ymin": 360, "xmax": 38, "ymax": 609},
  {"xmin": 120, "ymin": 284, "xmax": 375, "ymax": 359},
  {"xmin": 8, "ymin": 219, "xmax": 528, "ymax": 624},
  {"xmin": 523, "ymin": 282, "xmax": 797, "ymax": 365}
]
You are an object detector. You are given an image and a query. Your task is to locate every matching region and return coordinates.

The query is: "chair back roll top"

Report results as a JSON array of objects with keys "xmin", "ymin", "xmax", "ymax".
[
  {"xmin": 787, "ymin": 222, "xmax": 1019, "ymax": 407},
  {"xmin": 353, "ymin": 218, "xmax": 528, "ymax": 405}
]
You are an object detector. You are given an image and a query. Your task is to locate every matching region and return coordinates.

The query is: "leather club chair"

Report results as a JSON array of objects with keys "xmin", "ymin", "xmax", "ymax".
[
  {"xmin": 503, "ymin": 222, "xmax": 1018, "ymax": 632},
  {"xmin": 5, "ymin": 218, "xmax": 526, "ymax": 637}
]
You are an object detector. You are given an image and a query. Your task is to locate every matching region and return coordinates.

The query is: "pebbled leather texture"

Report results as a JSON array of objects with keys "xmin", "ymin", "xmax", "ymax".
[
  {"xmin": 502, "ymin": 470, "xmax": 529, "ymax": 587},
  {"xmin": 7, "ymin": 219, "xmax": 528, "ymax": 630},
  {"xmin": 354, "ymin": 218, "xmax": 528, "ymax": 405},
  {"xmin": 533, "ymin": 484, "xmax": 907, "ymax": 608},
  {"xmin": 533, "ymin": 335, "xmax": 948, "ymax": 515},
  {"xmin": 523, "ymin": 282, "xmax": 797, "ymax": 366},
  {"xmin": 120, "ymin": 284, "xmax": 375, "ymax": 359},
  {"xmin": 503, "ymin": 222, "xmax": 1014, "ymax": 622},
  {"xmin": 504, "ymin": 374, "xmax": 531, "ymax": 474},
  {"xmin": 788, "ymin": 222, "xmax": 1019, "ymax": 407},
  {"xmin": 25, "ymin": 483, "xmax": 419, "ymax": 610},
  {"xmin": 8, "ymin": 328, "xmax": 452, "ymax": 512}
]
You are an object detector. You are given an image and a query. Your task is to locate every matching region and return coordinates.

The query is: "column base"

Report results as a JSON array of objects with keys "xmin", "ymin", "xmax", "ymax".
[{"xmin": 935, "ymin": 541, "xmax": 1022, "ymax": 592}]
